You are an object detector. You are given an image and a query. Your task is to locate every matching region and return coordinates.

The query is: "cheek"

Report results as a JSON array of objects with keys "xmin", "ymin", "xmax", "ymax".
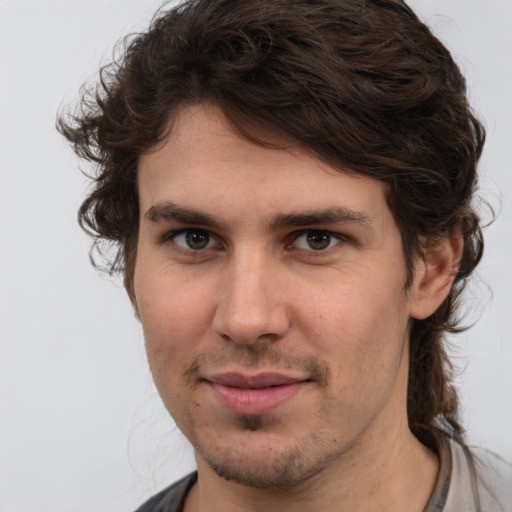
[
  {"xmin": 303, "ymin": 273, "xmax": 409, "ymax": 386},
  {"xmin": 135, "ymin": 276, "xmax": 208, "ymax": 421},
  {"xmin": 134, "ymin": 266, "xmax": 216, "ymax": 371},
  {"xmin": 304, "ymin": 270, "xmax": 407, "ymax": 340}
]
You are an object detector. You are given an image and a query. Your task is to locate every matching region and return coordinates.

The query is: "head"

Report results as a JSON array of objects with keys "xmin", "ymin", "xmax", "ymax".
[{"xmin": 58, "ymin": 0, "xmax": 484, "ymax": 459}]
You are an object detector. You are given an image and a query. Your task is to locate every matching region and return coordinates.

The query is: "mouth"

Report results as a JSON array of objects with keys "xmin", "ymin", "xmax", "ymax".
[{"xmin": 204, "ymin": 372, "xmax": 310, "ymax": 416}]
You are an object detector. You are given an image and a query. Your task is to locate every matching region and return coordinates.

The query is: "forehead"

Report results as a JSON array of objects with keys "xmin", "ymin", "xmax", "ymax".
[{"xmin": 137, "ymin": 103, "xmax": 391, "ymax": 227}]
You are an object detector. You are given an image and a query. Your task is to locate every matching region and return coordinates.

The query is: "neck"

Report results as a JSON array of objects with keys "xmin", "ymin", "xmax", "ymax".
[
  {"xmin": 184, "ymin": 346, "xmax": 439, "ymax": 512},
  {"xmin": 185, "ymin": 421, "xmax": 438, "ymax": 512}
]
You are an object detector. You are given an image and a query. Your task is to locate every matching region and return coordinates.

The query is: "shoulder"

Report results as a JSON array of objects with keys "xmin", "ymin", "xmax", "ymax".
[
  {"xmin": 471, "ymin": 445, "xmax": 512, "ymax": 510},
  {"xmin": 446, "ymin": 440, "xmax": 512, "ymax": 512},
  {"xmin": 134, "ymin": 472, "xmax": 198, "ymax": 512}
]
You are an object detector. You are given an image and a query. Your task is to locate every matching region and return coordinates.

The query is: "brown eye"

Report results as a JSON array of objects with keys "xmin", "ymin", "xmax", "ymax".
[
  {"xmin": 306, "ymin": 231, "xmax": 332, "ymax": 250},
  {"xmin": 173, "ymin": 230, "xmax": 214, "ymax": 250},
  {"xmin": 292, "ymin": 230, "xmax": 341, "ymax": 251}
]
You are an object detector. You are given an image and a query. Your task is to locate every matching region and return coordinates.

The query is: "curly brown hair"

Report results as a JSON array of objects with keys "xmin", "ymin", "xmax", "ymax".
[{"xmin": 57, "ymin": 0, "xmax": 485, "ymax": 449}]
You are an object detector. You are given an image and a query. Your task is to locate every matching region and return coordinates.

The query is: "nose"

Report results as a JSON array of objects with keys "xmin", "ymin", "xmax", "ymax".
[{"xmin": 212, "ymin": 251, "xmax": 290, "ymax": 345}]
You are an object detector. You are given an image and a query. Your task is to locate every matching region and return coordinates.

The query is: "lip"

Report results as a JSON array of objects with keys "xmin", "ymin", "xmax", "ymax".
[{"xmin": 204, "ymin": 372, "xmax": 309, "ymax": 416}]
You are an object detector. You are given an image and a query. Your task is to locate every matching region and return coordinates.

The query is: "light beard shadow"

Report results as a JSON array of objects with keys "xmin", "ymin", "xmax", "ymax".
[
  {"xmin": 238, "ymin": 415, "xmax": 265, "ymax": 431},
  {"xmin": 183, "ymin": 344, "xmax": 329, "ymax": 389}
]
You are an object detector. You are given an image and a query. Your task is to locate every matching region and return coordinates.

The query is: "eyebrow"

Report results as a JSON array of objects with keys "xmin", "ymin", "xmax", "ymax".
[
  {"xmin": 268, "ymin": 207, "xmax": 373, "ymax": 230},
  {"xmin": 144, "ymin": 201, "xmax": 225, "ymax": 229},
  {"xmin": 144, "ymin": 202, "xmax": 372, "ymax": 230}
]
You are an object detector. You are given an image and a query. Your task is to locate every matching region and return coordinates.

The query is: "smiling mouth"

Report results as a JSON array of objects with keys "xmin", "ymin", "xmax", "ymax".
[{"xmin": 205, "ymin": 372, "xmax": 310, "ymax": 415}]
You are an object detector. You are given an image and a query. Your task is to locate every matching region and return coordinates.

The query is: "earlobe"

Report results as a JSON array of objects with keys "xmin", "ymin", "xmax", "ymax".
[
  {"xmin": 123, "ymin": 245, "xmax": 141, "ymax": 320},
  {"xmin": 124, "ymin": 274, "xmax": 141, "ymax": 320},
  {"xmin": 409, "ymin": 233, "xmax": 463, "ymax": 320}
]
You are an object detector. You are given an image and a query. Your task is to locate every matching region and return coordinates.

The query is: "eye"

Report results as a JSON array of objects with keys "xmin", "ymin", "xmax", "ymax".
[
  {"xmin": 292, "ymin": 230, "xmax": 343, "ymax": 251},
  {"xmin": 171, "ymin": 229, "xmax": 217, "ymax": 251}
]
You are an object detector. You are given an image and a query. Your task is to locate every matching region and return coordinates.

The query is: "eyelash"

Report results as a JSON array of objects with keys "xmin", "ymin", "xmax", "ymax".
[
  {"xmin": 161, "ymin": 229, "xmax": 223, "ymax": 255},
  {"xmin": 288, "ymin": 230, "xmax": 346, "ymax": 253},
  {"xmin": 161, "ymin": 228, "xmax": 347, "ymax": 257}
]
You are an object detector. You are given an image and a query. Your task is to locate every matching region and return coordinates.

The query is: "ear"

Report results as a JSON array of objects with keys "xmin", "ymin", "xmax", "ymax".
[
  {"xmin": 124, "ymin": 273, "xmax": 141, "ymax": 320},
  {"xmin": 123, "ymin": 240, "xmax": 141, "ymax": 320},
  {"xmin": 409, "ymin": 232, "xmax": 463, "ymax": 320}
]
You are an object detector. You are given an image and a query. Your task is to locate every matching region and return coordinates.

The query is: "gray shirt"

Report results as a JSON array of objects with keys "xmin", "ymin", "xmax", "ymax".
[
  {"xmin": 135, "ymin": 438, "xmax": 512, "ymax": 511},
  {"xmin": 438, "ymin": 439, "xmax": 512, "ymax": 511}
]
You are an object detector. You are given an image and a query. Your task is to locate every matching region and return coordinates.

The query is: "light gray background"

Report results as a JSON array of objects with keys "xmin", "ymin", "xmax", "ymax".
[{"xmin": 1, "ymin": 1, "xmax": 511, "ymax": 510}]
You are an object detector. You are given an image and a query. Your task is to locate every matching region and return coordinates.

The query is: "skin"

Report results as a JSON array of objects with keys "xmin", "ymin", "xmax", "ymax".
[{"xmin": 134, "ymin": 103, "xmax": 460, "ymax": 511}]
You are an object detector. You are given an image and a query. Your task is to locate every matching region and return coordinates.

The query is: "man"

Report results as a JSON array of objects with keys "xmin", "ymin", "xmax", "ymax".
[{"xmin": 58, "ymin": 0, "xmax": 512, "ymax": 510}]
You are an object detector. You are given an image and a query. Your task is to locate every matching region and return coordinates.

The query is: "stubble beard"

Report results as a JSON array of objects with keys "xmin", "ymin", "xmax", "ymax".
[
  {"xmin": 197, "ymin": 418, "xmax": 345, "ymax": 489},
  {"xmin": 183, "ymin": 345, "xmax": 335, "ymax": 488}
]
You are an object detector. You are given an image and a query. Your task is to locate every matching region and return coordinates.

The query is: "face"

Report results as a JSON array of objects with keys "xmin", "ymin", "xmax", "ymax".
[{"xmin": 134, "ymin": 104, "xmax": 416, "ymax": 488}]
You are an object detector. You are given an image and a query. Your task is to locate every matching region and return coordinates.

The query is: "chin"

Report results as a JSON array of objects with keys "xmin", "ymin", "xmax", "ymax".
[
  {"xmin": 206, "ymin": 455, "xmax": 328, "ymax": 488},
  {"xmin": 197, "ymin": 429, "xmax": 341, "ymax": 489}
]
